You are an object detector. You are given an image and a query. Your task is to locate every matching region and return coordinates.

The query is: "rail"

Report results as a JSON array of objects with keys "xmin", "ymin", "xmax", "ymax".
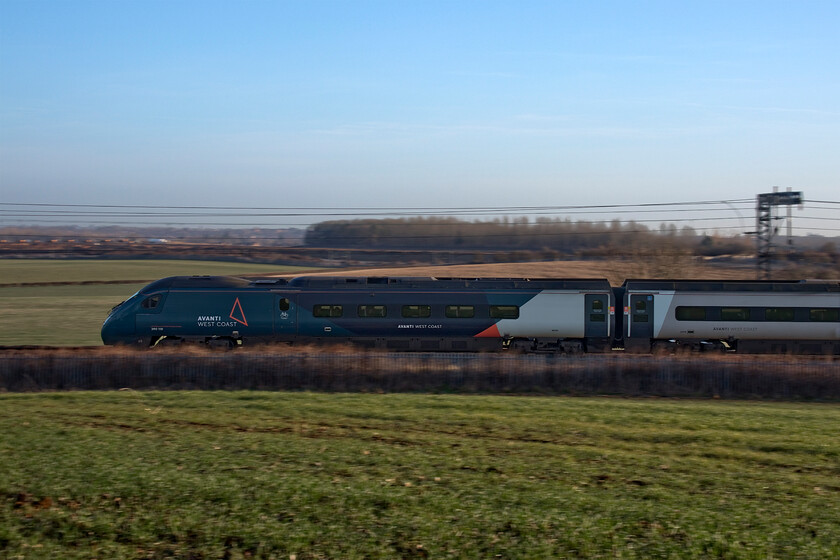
[{"xmin": 0, "ymin": 351, "xmax": 838, "ymax": 399}]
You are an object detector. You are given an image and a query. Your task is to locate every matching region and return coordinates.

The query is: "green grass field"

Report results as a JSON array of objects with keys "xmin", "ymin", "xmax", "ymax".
[
  {"xmin": 0, "ymin": 259, "xmax": 313, "ymax": 285},
  {"xmin": 1, "ymin": 392, "xmax": 838, "ymax": 559},
  {"xmin": 0, "ymin": 259, "xmax": 319, "ymax": 346}
]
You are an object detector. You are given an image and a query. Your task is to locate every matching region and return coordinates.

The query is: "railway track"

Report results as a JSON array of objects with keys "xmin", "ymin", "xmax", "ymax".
[
  {"xmin": 1, "ymin": 347, "xmax": 837, "ymax": 399},
  {"xmin": 1, "ymin": 344, "xmax": 837, "ymax": 358}
]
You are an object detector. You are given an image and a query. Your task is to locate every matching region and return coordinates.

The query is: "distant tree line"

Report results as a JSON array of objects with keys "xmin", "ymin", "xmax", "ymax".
[{"xmin": 304, "ymin": 217, "xmax": 753, "ymax": 256}]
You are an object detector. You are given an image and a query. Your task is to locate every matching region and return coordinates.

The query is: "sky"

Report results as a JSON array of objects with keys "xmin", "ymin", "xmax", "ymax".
[{"xmin": 1, "ymin": 0, "xmax": 838, "ymax": 232}]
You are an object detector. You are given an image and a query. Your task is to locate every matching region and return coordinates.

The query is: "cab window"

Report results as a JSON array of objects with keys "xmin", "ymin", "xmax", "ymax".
[{"xmin": 141, "ymin": 295, "xmax": 161, "ymax": 310}]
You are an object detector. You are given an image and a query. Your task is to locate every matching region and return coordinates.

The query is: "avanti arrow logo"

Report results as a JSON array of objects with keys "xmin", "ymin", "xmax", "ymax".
[{"xmin": 229, "ymin": 298, "xmax": 249, "ymax": 327}]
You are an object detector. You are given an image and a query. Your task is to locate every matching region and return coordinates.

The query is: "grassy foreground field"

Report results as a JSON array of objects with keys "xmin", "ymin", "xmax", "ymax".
[
  {"xmin": 0, "ymin": 259, "xmax": 318, "ymax": 346},
  {"xmin": 1, "ymin": 392, "xmax": 838, "ymax": 559}
]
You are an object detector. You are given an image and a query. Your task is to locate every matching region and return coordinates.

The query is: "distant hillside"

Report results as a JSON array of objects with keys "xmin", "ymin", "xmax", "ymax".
[{"xmin": 0, "ymin": 225, "xmax": 306, "ymax": 246}]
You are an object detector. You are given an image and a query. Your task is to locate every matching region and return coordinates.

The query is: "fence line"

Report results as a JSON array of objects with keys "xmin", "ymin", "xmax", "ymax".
[{"xmin": 0, "ymin": 352, "xmax": 838, "ymax": 399}]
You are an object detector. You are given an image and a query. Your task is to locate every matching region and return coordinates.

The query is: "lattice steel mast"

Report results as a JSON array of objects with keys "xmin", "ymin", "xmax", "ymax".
[{"xmin": 755, "ymin": 188, "xmax": 803, "ymax": 279}]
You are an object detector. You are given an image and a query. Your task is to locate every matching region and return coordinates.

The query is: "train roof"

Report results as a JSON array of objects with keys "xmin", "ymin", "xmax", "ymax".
[
  {"xmin": 140, "ymin": 275, "xmax": 263, "ymax": 293},
  {"xmin": 622, "ymin": 279, "xmax": 840, "ymax": 293},
  {"xmin": 137, "ymin": 275, "xmax": 612, "ymax": 293},
  {"xmin": 137, "ymin": 276, "xmax": 840, "ymax": 294},
  {"xmin": 287, "ymin": 276, "xmax": 611, "ymax": 290}
]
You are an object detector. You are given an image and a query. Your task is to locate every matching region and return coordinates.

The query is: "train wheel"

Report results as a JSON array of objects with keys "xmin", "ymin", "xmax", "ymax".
[
  {"xmin": 206, "ymin": 337, "xmax": 235, "ymax": 350},
  {"xmin": 152, "ymin": 336, "xmax": 182, "ymax": 348}
]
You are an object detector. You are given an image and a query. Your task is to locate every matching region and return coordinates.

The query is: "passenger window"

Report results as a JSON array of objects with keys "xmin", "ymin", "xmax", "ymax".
[
  {"xmin": 358, "ymin": 305, "xmax": 387, "ymax": 318},
  {"xmin": 810, "ymin": 308, "xmax": 839, "ymax": 322},
  {"xmin": 490, "ymin": 305, "xmax": 519, "ymax": 319},
  {"xmin": 278, "ymin": 298, "xmax": 290, "ymax": 311},
  {"xmin": 402, "ymin": 305, "xmax": 431, "ymax": 318},
  {"xmin": 765, "ymin": 308, "xmax": 794, "ymax": 321},
  {"xmin": 141, "ymin": 295, "xmax": 161, "ymax": 309},
  {"xmin": 313, "ymin": 304, "xmax": 343, "ymax": 318},
  {"xmin": 676, "ymin": 306, "xmax": 706, "ymax": 321},
  {"xmin": 634, "ymin": 301, "xmax": 647, "ymax": 312},
  {"xmin": 721, "ymin": 308, "xmax": 750, "ymax": 321},
  {"xmin": 445, "ymin": 305, "xmax": 475, "ymax": 318}
]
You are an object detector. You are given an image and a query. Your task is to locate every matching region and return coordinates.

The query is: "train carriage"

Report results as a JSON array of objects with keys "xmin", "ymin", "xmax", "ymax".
[
  {"xmin": 288, "ymin": 276, "xmax": 613, "ymax": 352},
  {"xmin": 623, "ymin": 280, "xmax": 840, "ymax": 354}
]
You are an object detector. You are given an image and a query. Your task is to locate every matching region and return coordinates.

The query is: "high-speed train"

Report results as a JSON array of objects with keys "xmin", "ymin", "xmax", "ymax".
[{"xmin": 101, "ymin": 275, "xmax": 840, "ymax": 354}]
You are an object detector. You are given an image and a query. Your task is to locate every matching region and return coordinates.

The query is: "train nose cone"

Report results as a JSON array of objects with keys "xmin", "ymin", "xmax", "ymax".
[
  {"xmin": 101, "ymin": 312, "xmax": 135, "ymax": 345},
  {"xmin": 101, "ymin": 318, "xmax": 118, "ymax": 345}
]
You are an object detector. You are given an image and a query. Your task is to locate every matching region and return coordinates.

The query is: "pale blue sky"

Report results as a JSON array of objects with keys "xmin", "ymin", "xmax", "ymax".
[{"xmin": 1, "ymin": 1, "xmax": 838, "ymax": 231}]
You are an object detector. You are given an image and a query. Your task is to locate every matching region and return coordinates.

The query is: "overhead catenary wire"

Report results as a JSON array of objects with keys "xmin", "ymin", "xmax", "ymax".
[
  {"xmin": 0, "ymin": 198, "xmax": 758, "ymax": 211},
  {"xmin": 0, "ymin": 198, "xmax": 837, "ymax": 238},
  {"xmin": 0, "ymin": 206, "xmax": 762, "ymax": 217},
  {"xmin": 0, "ymin": 199, "xmax": 764, "ymax": 223},
  {"xmin": 4, "ymin": 198, "xmax": 835, "ymax": 213}
]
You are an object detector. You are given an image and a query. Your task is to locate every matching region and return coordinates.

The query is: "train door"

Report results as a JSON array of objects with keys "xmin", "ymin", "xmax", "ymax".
[
  {"xmin": 628, "ymin": 294, "xmax": 653, "ymax": 338},
  {"xmin": 584, "ymin": 294, "xmax": 609, "ymax": 337},
  {"xmin": 135, "ymin": 292, "xmax": 166, "ymax": 340},
  {"xmin": 274, "ymin": 295, "xmax": 298, "ymax": 339}
]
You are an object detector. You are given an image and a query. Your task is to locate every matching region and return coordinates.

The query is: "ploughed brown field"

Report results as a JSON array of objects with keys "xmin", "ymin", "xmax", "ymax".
[{"xmin": 278, "ymin": 259, "xmax": 754, "ymax": 285}]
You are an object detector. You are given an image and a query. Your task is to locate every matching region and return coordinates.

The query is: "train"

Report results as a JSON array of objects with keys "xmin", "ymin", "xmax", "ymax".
[{"xmin": 100, "ymin": 275, "xmax": 840, "ymax": 354}]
